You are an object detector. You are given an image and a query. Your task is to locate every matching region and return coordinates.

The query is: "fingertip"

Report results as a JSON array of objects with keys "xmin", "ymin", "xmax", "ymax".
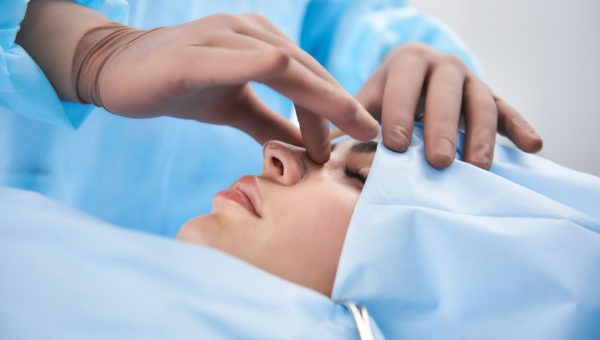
[
  {"xmin": 358, "ymin": 110, "xmax": 380, "ymax": 141},
  {"xmin": 463, "ymin": 131, "xmax": 495, "ymax": 170},
  {"xmin": 503, "ymin": 112, "xmax": 543, "ymax": 153},
  {"xmin": 521, "ymin": 135, "xmax": 544, "ymax": 153},
  {"xmin": 512, "ymin": 123, "xmax": 543, "ymax": 153},
  {"xmin": 428, "ymin": 152, "xmax": 454, "ymax": 169},
  {"xmin": 383, "ymin": 125, "xmax": 410, "ymax": 152},
  {"xmin": 531, "ymin": 136, "xmax": 544, "ymax": 152},
  {"xmin": 347, "ymin": 120, "xmax": 379, "ymax": 142},
  {"xmin": 426, "ymin": 138, "xmax": 456, "ymax": 169},
  {"xmin": 306, "ymin": 147, "xmax": 330, "ymax": 165},
  {"xmin": 355, "ymin": 101, "xmax": 380, "ymax": 139},
  {"xmin": 366, "ymin": 121, "xmax": 380, "ymax": 140}
]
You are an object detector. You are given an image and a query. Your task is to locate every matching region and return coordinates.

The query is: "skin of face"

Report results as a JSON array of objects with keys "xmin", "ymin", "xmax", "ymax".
[{"xmin": 177, "ymin": 138, "xmax": 376, "ymax": 296}]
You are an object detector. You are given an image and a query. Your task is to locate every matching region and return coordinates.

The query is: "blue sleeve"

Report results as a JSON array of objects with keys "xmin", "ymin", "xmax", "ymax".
[
  {"xmin": 300, "ymin": 0, "xmax": 482, "ymax": 94},
  {"xmin": 0, "ymin": 0, "xmax": 128, "ymax": 129}
]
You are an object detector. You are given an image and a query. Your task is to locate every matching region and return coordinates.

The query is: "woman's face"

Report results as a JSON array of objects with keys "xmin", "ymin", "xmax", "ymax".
[{"xmin": 177, "ymin": 138, "xmax": 377, "ymax": 296}]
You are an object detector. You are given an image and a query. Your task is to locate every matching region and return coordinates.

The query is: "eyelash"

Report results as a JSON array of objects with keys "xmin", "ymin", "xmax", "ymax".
[{"xmin": 344, "ymin": 166, "xmax": 367, "ymax": 184}]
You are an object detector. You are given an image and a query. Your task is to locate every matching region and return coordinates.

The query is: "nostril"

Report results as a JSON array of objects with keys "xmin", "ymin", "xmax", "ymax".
[{"xmin": 271, "ymin": 157, "xmax": 284, "ymax": 176}]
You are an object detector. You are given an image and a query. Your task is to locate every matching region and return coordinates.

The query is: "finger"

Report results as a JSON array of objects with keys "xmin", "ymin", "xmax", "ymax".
[
  {"xmin": 381, "ymin": 55, "xmax": 428, "ymax": 152},
  {"xmin": 231, "ymin": 86, "xmax": 303, "ymax": 147},
  {"xmin": 238, "ymin": 14, "xmax": 344, "ymax": 88},
  {"xmin": 185, "ymin": 37, "xmax": 378, "ymax": 141},
  {"xmin": 496, "ymin": 97, "xmax": 543, "ymax": 152},
  {"xmin": 296, "ymin": 105, "xmax": 331, "ymax": 164},
  {"xmin": 423, "ymin": 65, "xmax": 466, "ymax": 168},
  {"xmin": 262, "ymin": 58, "xmax": 379, "ymax": 141},
  {"xmin": 240, "ymin": 13, "xmax": 295, "ymax": 44},
  {"xmin": 355, "ymin": 69, "xmax": 385, "ymax": 120},
  {"xmin": 330, "ymin": 127, "xmax": 345, "ymax": 140},
  {"xmin": 225, "ymin": 18, "xmax": 380, "ymax": 141},
  {"xmin": 462, "ymin": 78, "xmax": 498, "ymax": 169},
  {"xmin": 181, "ymin": 46, "xmax": 291, "ymax": 86}
]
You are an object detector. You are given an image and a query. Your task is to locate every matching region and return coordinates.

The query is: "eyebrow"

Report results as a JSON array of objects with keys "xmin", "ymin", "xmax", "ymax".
[
  {"xmin": 331, "ymin": 140, "xmax": 378, "ymax": 154},
  {"xmin": 350, "ymin": 140, "xmax": 378, "ymax": 154}
]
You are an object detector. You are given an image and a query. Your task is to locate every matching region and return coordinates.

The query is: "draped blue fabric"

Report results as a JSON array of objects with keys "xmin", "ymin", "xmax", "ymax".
[
  {"xmin": 0, "ymin": 186, "xmax": 376, "ymax": 339},
  {"xmin": 1, "ymin": 124, "xmax": 597, "ymax": 339},
  {"xmin": 334, "ymin": 124, "xmax": 600, "ymax": 339}
]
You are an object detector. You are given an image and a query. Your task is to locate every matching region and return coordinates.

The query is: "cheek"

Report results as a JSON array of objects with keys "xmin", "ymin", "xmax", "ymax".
[
  {"xmin": 267, "ymin": 182, "xmax": 359, "ymax": 264},
  {"xmin": 309, "ymin": 193, "xmax": 356, "ymax": 230},
  {"xmin": 269, "ymin": 182, "xmax": 358, "ymax": 233}
]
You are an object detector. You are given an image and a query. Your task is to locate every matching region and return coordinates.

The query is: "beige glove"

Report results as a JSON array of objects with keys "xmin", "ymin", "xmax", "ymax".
[
  {"xmin": 18, "ymin": 0, "xmax": 379, "ymax": 163},
  {"xmin": 19, "ymin": 1, "xmax": 542, "ymax": 169},
  {"xmin": 356, "ymin": 43, "xmax": 543, "ymax": 170}
]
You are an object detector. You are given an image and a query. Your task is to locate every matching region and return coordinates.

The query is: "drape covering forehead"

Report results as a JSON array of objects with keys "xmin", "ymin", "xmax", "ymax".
[{"xmin": 334, "ymin": 124, "xmax": 600, "ymax": 339}]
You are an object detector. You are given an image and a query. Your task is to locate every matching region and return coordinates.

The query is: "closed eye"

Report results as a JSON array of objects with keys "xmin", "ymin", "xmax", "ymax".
[{"xmin": 344, "ymin": 166, "xmax": 367, "ymax": 184}]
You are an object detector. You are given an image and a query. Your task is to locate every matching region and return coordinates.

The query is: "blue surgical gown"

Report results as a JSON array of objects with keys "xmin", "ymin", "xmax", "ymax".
[{"xmin": 0, "ymin": 0, "xmax": 479, "ymax": 236}]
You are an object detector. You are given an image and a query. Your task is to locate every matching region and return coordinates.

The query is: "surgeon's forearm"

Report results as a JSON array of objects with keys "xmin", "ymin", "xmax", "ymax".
[{"xmin": 16, "ymin": 0, "xmax": 115, "ymax": 102}]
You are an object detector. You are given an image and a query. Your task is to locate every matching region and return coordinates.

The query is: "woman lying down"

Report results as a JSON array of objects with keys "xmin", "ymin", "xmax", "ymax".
[
  {"xmin": 1, "ymin": 126, "xmax": 599, "ymax": 339},
  {"xmin": 179, "ymin": 126, "xmax": 600, "ymax": 339},
  {"xmin": 177, "ymin": 137, "xmax": 377, "ymax": 297}
]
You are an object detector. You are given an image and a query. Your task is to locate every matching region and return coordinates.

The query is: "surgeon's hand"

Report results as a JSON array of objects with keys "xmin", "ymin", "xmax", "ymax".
[
  {"xmin": 17, "ymin": 0, "xmax": 378, "ymax": 164},
  {"xmin": 357, "ymin": 42, "xmax": 543, "ymax": 169}
]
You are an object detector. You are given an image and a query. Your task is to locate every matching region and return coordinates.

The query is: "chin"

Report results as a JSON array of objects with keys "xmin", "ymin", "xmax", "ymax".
[{"xmin": 176, "ymin": 214, "xmax": 215, "ymax": 243}]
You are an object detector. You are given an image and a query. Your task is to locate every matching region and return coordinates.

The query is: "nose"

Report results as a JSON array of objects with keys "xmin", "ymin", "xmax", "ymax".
[{"xmin": 262, "ymin": 140, "xmax": 308, "ymax": 186}]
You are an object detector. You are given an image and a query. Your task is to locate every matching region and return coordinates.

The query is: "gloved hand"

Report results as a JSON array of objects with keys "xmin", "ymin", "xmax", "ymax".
[
  {"xmin": 355, "ymin": 42, "xmax": 543, "ymax": 169},
  {"xmin": 19, "ymin": 1, "xmax": 541, "ymax": 169},
  {"xmin": 19, "ymin": 0, "xmax": 378, "ymax": 164},
  {"xmin": 73, "ymin": 14, "xmax": 383, "ymax": 163}
]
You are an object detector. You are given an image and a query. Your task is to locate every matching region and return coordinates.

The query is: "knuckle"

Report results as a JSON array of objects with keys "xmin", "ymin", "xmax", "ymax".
[
  {"xmin": 443, "ymin": 54, "xmax": 467, "ymax": 69},
  {"xmin": 217, "ymin": 13, "xmax": 246, "ymax": 30},
  {"xmin": 244, "ymin": 13, "xmax": 270, "ymax": 25},
  {"xmin": 199, "ymin": 13, "xmax": 242, "ymax": 31},
  {"xmin": 220, "ymin": 12, "xmax": 239, "ymax": 22},
  {"xmin": 209, "ymin": 12, "xmax": 237, "ymax": 24},
  {"xmin": 399, "ymin": 42, "xmax": 432, "ymax": 57},
  {"xmin": 385, "ymin": 42, "xmax": 436, "ymax": 66},
  {"xmin": 264, "ymin": 47, "xmax": 290, "ymax": 71}
]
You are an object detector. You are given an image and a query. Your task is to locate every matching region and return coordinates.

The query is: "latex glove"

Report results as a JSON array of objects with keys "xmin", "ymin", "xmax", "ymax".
[
  {"xmin": 356, "ymin": 42, "xmax": 543, "ymax": 169},
  {"xmin": 18, "ymin": 1, "xmax": 378, "ymax": 164}
]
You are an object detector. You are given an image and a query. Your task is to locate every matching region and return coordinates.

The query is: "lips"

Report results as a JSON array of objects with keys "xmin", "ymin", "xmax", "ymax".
[{"xmin": 216, "ymin": 175, "xmax": 262, "ymax": 217}]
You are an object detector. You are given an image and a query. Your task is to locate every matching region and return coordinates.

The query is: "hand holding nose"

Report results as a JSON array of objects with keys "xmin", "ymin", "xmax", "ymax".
[
  {"xmin": 17, "ymin": 2, "xmax": 379, "ymax": 165},
  {"xmin": 261, "ymin": 141, "xmax": 309, "ymax": 186}
]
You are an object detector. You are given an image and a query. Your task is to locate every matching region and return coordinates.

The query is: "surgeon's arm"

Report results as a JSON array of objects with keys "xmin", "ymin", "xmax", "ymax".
[
  {"xmin": 16, "ymin": 0, "xmax": 112, "ymax": 102},
  {"xmin": 17, "ymin": 0, "xmax": 379, "ymax": 163}
]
